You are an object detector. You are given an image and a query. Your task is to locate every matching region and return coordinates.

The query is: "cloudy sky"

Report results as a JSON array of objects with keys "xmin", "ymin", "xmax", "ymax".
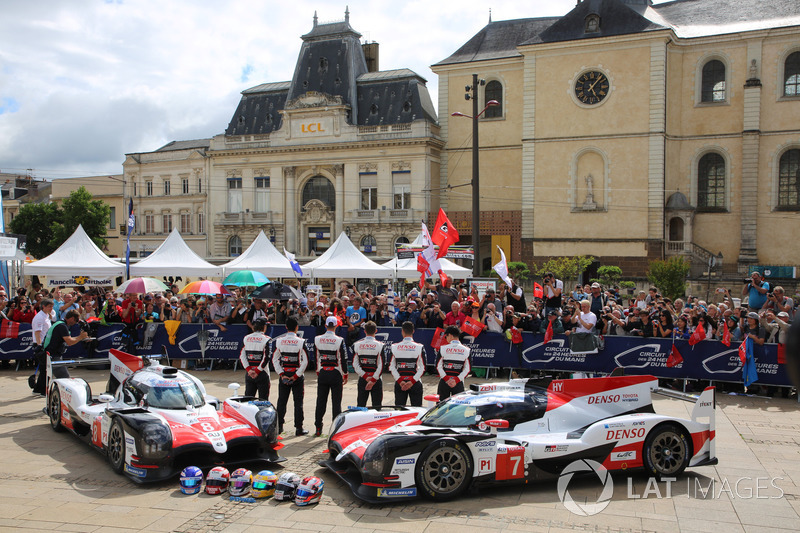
[{"xmin": 1, "ymin": 0, "xmax": 607, "ymax": 179}]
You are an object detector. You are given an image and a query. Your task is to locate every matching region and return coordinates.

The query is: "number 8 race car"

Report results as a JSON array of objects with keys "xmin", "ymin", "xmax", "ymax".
[
  {"xmin": 321, "ymin": 374, "xmax": 716, "ymax": 502},
  {"xmin": 46, "ymin": 349, "xmax": 284, "ymax": 482}
]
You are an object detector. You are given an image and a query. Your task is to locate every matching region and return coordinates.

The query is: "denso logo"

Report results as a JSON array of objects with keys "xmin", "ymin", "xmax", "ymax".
[
  {"xmin": 360, "ymin": 343, "xmax": 378, "ymax": 349},
  {"xmin": 588, "ymin": 394, "xmax": 620, "ymax": 404},
  {"xmin": 474, "ymin": 440, "xmax": 496, "ymax": 447},
  {"xmin": 606, "ymin": 428, "xmax": 645, "ymax": 440},
  {"xmin": 319, "ymin": 338, "xmax": 337, "ymax": 344}
]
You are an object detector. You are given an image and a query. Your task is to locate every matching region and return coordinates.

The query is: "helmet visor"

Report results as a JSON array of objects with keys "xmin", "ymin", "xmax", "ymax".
[
  {"xmin": 295, "ymin": 488, "xmax": 315, "ymax": 498},
  {"xmin": 252, "ymin": 481, "xmax": 269, "ymax": 490},
  {"xmin": 206, "ymin": 479, "xmax": 228, "ymax": 488},
  {"xmin": 181, "ymin": 479, "xmax": 200, "ymax": 487},
  {"xmin": 232, "ymin": 481, "xmax": 249, "ymax": 489}
]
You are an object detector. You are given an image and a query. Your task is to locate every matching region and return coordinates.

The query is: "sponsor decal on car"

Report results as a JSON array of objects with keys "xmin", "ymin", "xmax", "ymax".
[
  {"xmin": 621, "ymin": 394, "xmax": 639, "ymax": 402},
  {"xmin": 545, "ymin": 444, "xmax": 569, "ymax": 453},
  {"xmin": 632, "ymin": 421, "xmax": 646, "ymax": 426},
  {"xmin": 587, "ymin": 394, "xmax": 620, "ymax": 404},
  {"xmin": 124, "ymin": 464, "xmax": 147, "ymax": 478},
  {"xmin": 222, "ymin": 424, "xmax": 249, "ymax": 433},
  {"xmin": 474, "ymin": 440, "xmax": 496, "ymax": 448},
  {"xmin": 611, "ymin": 451, "xmax": 636, "ymax": 461},
  {"xmin": 606, "ymin": 428, "xmax": 645, "ymax": 440},
  {"xmin": 377, "ymin": 488, "xmax": 417, "ymax": 498},
  {"xmin": 395, "ymin": 458, "xmax": 415, "ymax": 465},
  {"xmin": 604, "ymin": 422, "xmax": 624, "ymax": 429}
]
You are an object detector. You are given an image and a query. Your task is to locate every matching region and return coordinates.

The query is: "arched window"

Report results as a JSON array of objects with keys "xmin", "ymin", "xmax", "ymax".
[
  {"xmin": 360, "ymin": 235, "xmax": 377, "ymax": 256},
  {"xmin": 697, "ymin": 153, "xmax": 726, "ymax": 211},
  {"xmin": 785, "ymin": 52, "xmax": 800, "ymax": 96},
  {"xmin": 701, "ymin": 60, "xmax": 726, "ymax": 102},
  {"xmin": 668, "ymin": 217, "xmax": 685, "ymax": 242},
  {"xmin": 302, "ymin": 176, "xmax": 336, "ymax": 209},
  {"xmin": 778, "ymin": 149, "xmax": 800, "ymax": 210},
  {"xmin": 484, "ymin": 80, "xmax": 503, "ymax": 118},
  {"xmin": 228, "ymin": 235, "xmax": 242, "ymax": 256},
  {"xmin": 395, "ymin": 236, "xmax": 410, "ymax": 245}
]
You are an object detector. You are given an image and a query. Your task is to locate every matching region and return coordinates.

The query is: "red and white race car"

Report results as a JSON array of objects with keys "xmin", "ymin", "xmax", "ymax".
[
  {"xmin": 321, "ymin": 375, "xmax": 716, "ymax": 502},
  {"xmin": 46, "ymin": 349, "xmax": 283, "ymax": 482}
]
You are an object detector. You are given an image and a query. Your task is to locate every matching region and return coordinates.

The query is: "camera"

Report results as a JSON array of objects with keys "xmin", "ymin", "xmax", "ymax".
[
  {"xmin": 768, "ymin": 292, "xmax": 774, "ymax": 298},
  {"xmin": 744, "ymin": 278, "xmax": 753, "ymax": 284},
  {"xmin": 78, "ymin": 320, "xmax": 92, "ymax": 334}
]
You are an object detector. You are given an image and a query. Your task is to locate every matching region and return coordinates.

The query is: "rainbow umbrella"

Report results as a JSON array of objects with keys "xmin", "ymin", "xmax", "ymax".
[
  {"xmin": 178, "ymin": 280, "xmax": 232, "ymax": 296},
  {"xmin": 116, "ymin": 277, "xmax": 169, "ymax": 294},
  {"xmin": 223, "ymin": 270, "xmax": 270, "ymax": 287}
]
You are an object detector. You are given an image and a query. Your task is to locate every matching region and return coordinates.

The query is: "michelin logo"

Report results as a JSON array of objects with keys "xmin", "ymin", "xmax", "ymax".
[
  {"xmin": 377, "ymin": 488, "xmax": 417, "ymax": 498},
  {"xmin": 124, "ymin": 464, "xmax": 147, "ymax": 477}
]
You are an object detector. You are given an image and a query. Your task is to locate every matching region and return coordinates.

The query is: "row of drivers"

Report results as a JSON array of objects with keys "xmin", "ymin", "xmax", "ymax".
[{"xmin": 179, "ymin": 466, "xmax": 323, "ymax": 505}]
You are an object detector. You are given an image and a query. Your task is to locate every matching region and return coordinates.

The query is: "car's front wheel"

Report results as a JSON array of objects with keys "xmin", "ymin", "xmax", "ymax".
[
  {"xmin": 643, "ymin": 424, "xmax": 690, "ymax": 479},
  {"xmin": 48, "ymin": 386, "xmax": 64, "ymax": 432},
  {"xmin": 415, "ymin": 438, "xmax": 473, "ymax": 500},
  {"xmin": 107, "ymin": 419, "xmax": 126, "ymax": 474}
]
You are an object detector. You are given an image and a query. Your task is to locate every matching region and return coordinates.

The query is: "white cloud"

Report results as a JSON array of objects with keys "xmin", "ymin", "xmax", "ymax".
[{"xmin": 0, "ymin": 0, "xmax": 582, "ymax": 178}]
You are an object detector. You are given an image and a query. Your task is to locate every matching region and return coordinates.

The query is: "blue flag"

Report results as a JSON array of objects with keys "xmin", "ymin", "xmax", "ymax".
[
  {"xmin": 125, "ymin": 198, "xmax": 134, "ymax": 280},
  {"xmin": 284, "ymin": 248, "xmax": 303, "ymax": 276},
  {"xmin": 742, "ymin": 336, "xmax": 758, "ymax": 387}
]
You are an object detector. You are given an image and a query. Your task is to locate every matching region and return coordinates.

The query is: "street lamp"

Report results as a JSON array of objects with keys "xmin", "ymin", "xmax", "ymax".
[{"xmin": 451, "ymin": 74, "xmax": 499, "ymax": 277}]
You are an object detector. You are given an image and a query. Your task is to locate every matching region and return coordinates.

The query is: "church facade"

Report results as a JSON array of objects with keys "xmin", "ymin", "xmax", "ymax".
[
  {"xmin": 433, "ymin": 0, "xmax": 800, "ymax": 277},
  {"xmin": 123, "ymin": 10, "xmax": 441, "ymax": 262}
]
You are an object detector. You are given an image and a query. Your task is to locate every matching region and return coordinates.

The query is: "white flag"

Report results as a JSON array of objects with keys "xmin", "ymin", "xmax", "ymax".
[{"xmin": 493, "ymin": 246, "xmax": 513, "ymax": 288}]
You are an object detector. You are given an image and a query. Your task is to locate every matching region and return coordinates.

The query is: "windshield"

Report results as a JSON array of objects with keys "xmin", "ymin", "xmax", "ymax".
[
  {"xmin": 144, "ymin": 381, "xmax": 205, "ymax": 409},
  {"xmin": 420, "ymin": 392, "xmax": 546, "ymax": 429}
]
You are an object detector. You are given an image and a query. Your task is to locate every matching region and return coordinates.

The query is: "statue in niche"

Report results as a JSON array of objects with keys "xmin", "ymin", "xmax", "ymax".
[{"xmin": 582, "ymin": 174, "xmax": 597, "ymax": 210}]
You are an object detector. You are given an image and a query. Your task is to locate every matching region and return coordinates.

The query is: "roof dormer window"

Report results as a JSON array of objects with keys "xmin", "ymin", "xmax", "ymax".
[{"xmin": 585, "ymin": 14, "xmax": 600, "ymax": 34}]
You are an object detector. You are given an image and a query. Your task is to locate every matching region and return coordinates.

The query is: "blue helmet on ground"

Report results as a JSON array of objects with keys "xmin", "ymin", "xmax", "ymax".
[{"xmin": 179, "ymin": 466, "xmax": 203, "ymax": 494}]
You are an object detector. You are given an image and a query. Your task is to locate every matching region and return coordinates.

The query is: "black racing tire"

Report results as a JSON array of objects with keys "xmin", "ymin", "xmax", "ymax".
[
  {"xmin": 48, "ymin": 386, "xmax": 64, "ymax": 432},
  {"xmin": 107, "ymin": 418, "xmax": 126, "ymax": 474},
  {"xmin": 415, "ymin": 438, "xmax": 473, "ymax": 501},
  {"xmin": 643, "ymin": 423, "xmax": 690, "ymax": 479}
]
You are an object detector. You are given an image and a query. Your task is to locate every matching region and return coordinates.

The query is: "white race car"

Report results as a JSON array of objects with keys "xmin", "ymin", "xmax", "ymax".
[
  {"xmin": 46, "ymin": 349, "xmax": 283, "ymax": 482},
  {"xmin": 321, "ymin": 374, "xmax": 716, "ymax": 502}
]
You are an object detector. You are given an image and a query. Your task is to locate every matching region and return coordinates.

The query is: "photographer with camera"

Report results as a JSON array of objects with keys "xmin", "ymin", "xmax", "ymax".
[
  {"xmin": 36, "ymin": 309, "xmax": 89, "ymax": 394},
  {"xmin": 542, "ymin": 272, "xmax": 563, "ymax": 316},
  {"xmin": 291, "ymin": 301, "xmax": 311, "ymax": 327},
  {"xmin": 742, "ymin": 271, "xmax": 770, "ymax": 312},
  {"xmin": 763, "ymin": 286, "xmax": 794, "ymax": 319}
]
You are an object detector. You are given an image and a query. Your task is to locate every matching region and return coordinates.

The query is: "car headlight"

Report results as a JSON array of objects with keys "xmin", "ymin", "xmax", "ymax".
[
  {"xmin": 255, "ymin": 408, "xmax": 278, "ymax": 443},
  {"xmin": 330, "ymin": 412, "xmax": 346, "ymax": 438},
  {"xmin": 361, "ymin": 436, "xmax": 388, "ymax": 477},
  {"xmin": 142, "ymin": 424, "xmax": 171, "ymax": 457}
]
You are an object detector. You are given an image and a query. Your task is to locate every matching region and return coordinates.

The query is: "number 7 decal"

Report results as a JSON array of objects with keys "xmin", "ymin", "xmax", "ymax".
[{"xmin": 495, "ymin": 446, "xmax": 526, "ymax": 481}]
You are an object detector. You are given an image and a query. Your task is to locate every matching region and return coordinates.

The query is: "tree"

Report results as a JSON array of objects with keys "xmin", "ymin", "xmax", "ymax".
[
  {"xmin": 533, "ymin": 255, "xmax": 595, "ymax": 282},
  {"xmin": 593, "ymin": 265, "xmax": 623, "ymax": 287},
  {"xmin": 647, "ymin": 256, "xmax": 690, "ymax": 300},
  {"xmin": 51, "ymin": 186, "xmax": 110, "ymax": 251},
  {"xmin": 8, "ymin": 202, "xmax": 62, "ymax": 259},
  {"xmin": 8, "ymin": 186, "xmax": 110, "ymax": 259}
]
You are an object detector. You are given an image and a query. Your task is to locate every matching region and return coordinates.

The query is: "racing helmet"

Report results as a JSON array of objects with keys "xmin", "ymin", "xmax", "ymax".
[
  {"xmin": 273, "ymin": 472, "xmax": 302, "ymax": 501},
  {"xmin": 251, "ymin": 470, "xmax": 278, "ymax": 499},
  {"xmin": 204, "ymin": 466, "xmax": 230, "ymax": 495},
  {"xmin": 179, "ymin": 466, "xmax": 203, "ymax": 495},
  {"xmin": 294, "ymin": 476, "xmax": 324, "ymax": 506},
  {"xmin": 229, "ymin": 468, "xmax": 252, "ymax": 497}
]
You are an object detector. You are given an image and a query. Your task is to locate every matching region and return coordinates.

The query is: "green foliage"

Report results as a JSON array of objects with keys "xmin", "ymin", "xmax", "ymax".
[
  {"xmin": 619, "ymin": 281, "xmax": 636, "ymax": 289},
  {"xmin": 8, "ymin": 202, "xmax": 61, "ymax": 260},
  {"xmin": 646, "ymin": 256, "xmax": 690, "ymax": 300},
  {"xmin": 595, "ymin": 265, "xmax": 623, "ymax": 287},
  {"xmin": 51, "ymin": 186, "xmax": 110, "ymax": 252},
  {"xmin": 533, "ymin": 255, "xmax": 594, "ymax": 281},
  {"xmin": 8, "ymin": 187, "xmax": 110, "ymax": 259}
]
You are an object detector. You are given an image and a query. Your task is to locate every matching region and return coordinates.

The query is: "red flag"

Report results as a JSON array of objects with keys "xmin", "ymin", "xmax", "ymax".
[
  {"xmin": 431, "ymin": 327, "xmax": 447, "ymax": 350},
  {"xmin": 666, "ymin": 344, "xmax": 683, "ymax": 367},
  {"xmin": 688, "ymin": 322, "xmax": 705, "ymax": 346},
  {"xmin": 777, "ymin": 343, "xmax": 786, "ymax": 365},
  {"xmin": 510, "ymin": 327, "xmax": 523, "ymax": 344},
  {"xmin": 0, "ymin": 320, "xmax": 19, "ymax": 339},
  {"xmin": 738, "ymin": 340, "xmax": 747, "ymax": 365},
  {"xmin": 437, "ymin": 270, "xmax": 449, "ymax": 289},
  {"xmin": 417, "ymin": 253, "xmax": 430, "ymax": 289},
  {"xmin": 431, "ymin": 208, "xmax": 460, "ymax": 259},
  {"xmin": 533, "ymin": 282, "xmax": 544, "ymax": 299},
  {"xmin": 463, "ymin": 315, "xmax": 485, "ymax": 337},
  {"xmin": 544, "ymin": 319, "xmax": 554, "ymax": 344},
  {"xmin": 721, "ymin": 319, "xmax": 731, "ymax": 347}
]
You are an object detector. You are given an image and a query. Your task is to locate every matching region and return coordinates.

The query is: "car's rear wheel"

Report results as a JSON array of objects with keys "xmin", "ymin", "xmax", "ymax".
[
  {"xmin": 48, "ymin": 386, "xmax": 64, "ymax": 432},
  {"xmin": 107, "ymin": 419, "xmax": 126, "ymax": 474},
  {"xmin": 643, "ymin": 424, "xmax": 690, "ymax": 479},
  {"xmin": 415, "ymin": 438, "xmax": 473, "ymax": 500}
]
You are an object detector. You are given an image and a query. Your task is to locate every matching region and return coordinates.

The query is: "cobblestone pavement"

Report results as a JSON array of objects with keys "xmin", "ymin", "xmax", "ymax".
[{"xmin": 1, "ymin": 365, "xmax": 799, "ymax": 532}]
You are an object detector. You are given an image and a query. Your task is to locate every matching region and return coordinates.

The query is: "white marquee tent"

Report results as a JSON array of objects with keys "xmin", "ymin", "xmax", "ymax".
[
  {"xmin": 221, "ymin": 230, "xmax": 298, "ymax": 278},
  {"xmin": 302, "ymin": 232, "xmax": 392, "ymax": 279},
  {"xmin": 382, "ymin": 233, "xmax": 472, "ymax": 279},
  {"xmin": 130, "ymin": 228, "xmax": 222, "ymax": 277},
  {"xmin": 25, "ymin": 224, "xmax": 126, "ymax": 277}
]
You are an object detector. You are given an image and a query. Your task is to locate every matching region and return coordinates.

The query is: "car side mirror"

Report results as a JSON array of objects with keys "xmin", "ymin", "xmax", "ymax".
[
  {"xmin": 424, "ymin": 394, "xmax": 440, "ymax": 408},
  {"xmin": 485, "ymin": 419, "xmax": 509, "ymax": 435},
  {"xmin": 228, "ymin": 383, "xmax": 241, "ymax": 397},
  {"xmin": 98, "ymin": 394, "xmax": 114, "ymax": 403}
]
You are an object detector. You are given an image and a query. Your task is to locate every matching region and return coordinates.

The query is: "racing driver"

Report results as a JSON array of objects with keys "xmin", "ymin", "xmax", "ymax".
[
  {"xmin": 239, "ymin": 318, "xmax": 271, "ymax": 400},
  {"xmin": 313, "ymin": 316, "xmax": 348, "ymax": 437},
  {"xmin": 435, "ymin": 325, "xmax": 471, "ymax": 400},
  {"xmin": 388, "ymin": 321, "xmax": 426, "ymax": 406},
  {"xmin": 272, "ymin": 317, "xmax": 309, "ymax": 436}
]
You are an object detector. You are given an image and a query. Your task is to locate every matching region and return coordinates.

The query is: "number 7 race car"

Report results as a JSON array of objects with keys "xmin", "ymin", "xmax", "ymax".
[
  {"xmin": 321, "ymin": 375, "xmax": 716, "ymax": 502},
  {"xmin": 46, "ymin": 349, "xmax": 284, "ymax": 482}
]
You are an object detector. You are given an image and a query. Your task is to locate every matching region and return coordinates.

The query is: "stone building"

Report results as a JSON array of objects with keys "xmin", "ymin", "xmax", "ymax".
[
  {"xmin": 432, "ymin": 0, "xmax": 800, "ymax": 277},
  {"xmin": 124, "ymin": 9, "xmax": 441, "ymax": 263}
]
